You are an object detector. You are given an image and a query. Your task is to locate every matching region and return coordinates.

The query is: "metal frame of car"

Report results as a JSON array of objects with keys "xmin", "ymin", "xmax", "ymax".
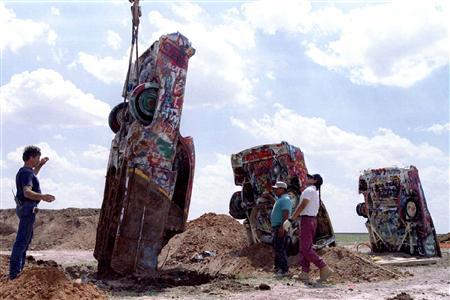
[
  {"xmin": 94, "ymin": 32, "xmax": 196, "ymax": 276},
  {"xmin": 357, "ymin": 166, "xmax": 441, "ymax": 257},
  {"xmin": 229, "ymin": 141, "xmax": 336, "ymax": 254}
]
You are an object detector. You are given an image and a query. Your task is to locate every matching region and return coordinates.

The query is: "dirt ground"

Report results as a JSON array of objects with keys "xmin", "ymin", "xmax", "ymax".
[{"xmin": 0, "ymin": 209, "xmax": 449, "ymax": 299}]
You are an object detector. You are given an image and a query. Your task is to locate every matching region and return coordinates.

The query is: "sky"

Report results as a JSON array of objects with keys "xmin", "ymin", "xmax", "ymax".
[{"xmin": 0, "ymin": 0, "xmax": 448, "ymax": 233}]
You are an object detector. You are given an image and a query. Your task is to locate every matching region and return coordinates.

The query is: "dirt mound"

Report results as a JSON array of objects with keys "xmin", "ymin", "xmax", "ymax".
[
  {"xmin": 0, "ymin": 256, "xmax": 106, "ymax": 300},
  {"xmin": 160, "ymin": 213, "xmax": 248, "ymax": 265},
  {"xmin": 159, "ymin": 213, "xmax": 403, "ymax": 283},
  {"xmin": 438, "ymin": 233, "xmax": 450, "ymax": 242},
  {"xmin": 309, "ymin": 247, "xmax": 401, "ymax": 283},
  {"xmin": 0, "ymin": 208, "xmax": 99, "ymax": 250}
]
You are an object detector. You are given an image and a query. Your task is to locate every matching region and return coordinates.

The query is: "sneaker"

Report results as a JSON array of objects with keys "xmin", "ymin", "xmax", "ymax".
[
  {"xmin": 297, "ymin": 272, "xmax": 310, "ymax": 283},
  {"xmin": 275, "ymin": 270, "xmax": 288, "ymax": 278},
  {"xmin": 318, "ymin": 265, "xmax": 333, "ymax": 282}
]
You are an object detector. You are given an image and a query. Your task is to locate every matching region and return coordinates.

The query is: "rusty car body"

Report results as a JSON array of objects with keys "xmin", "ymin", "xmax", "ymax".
[
  {"xmin": 229, "ymin": 141, "xmax": 335, "ymax": 255},
  {"xmin": 357, "ymin": 166, "xmax": 441, "ymax": 257},
  {"xmin": 94, "ymin": 32, "xmax": 196, "ymax": 276}
]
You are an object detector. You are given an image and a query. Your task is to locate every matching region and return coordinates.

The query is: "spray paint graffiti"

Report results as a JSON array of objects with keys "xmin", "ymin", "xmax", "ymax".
[
  {"xmin": 357, "ymin": 166, "xmax": 441, "ymax": 257},
  {"xmin": 94, "ymin": 32, "xmax": 196, "ymax": 276},
  {"xmin": 229, "ymin": 141, "xmax": 335, "ymax": 253}
]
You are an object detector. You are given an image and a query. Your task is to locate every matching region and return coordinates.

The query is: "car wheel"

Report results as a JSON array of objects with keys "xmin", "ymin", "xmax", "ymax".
[
  {"xmin": 405, "ymin": 199, "xmax": 419, "ymax": 221},
  {"xmin": 229, "ymin": 191, "xmax": 246, "ymax": 219},
  {"xmin": 129, "ymin": 82, "xmax": 159, "ymax": 126},
  {"xmin": 356, "ymin": 202, "xmax": 368, "ymax": 218},
  {"xmin": 108, "ymin": 102, "xmax": 127, "ymax": 133}
]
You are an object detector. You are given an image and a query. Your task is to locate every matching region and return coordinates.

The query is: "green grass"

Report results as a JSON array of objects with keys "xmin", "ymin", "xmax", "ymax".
[{"xmin": 335, "ymin": 233, "xmax": 369, "ymax": 245}]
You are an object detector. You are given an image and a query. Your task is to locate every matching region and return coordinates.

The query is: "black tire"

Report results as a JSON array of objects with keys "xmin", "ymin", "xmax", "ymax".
[
  {"xmin": 108, "ymin": 102, "xmax": 127, "ymax": 133},
  {"xmin": 129, "ymin": 86, "xmax": 158, "ymax": 125},
  {"xmin": 229, "ymin": 191, "xmax": 246, "ymax": 219},
  {"xmin": 356, "ymin": 202, "xmax": 368, "ymax": 218}
]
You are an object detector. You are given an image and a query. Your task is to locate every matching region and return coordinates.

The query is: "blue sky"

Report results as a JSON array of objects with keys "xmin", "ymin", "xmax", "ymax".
[{"xmin": 1, "ymin": 0, "xmax": 448, "ymax": 233}]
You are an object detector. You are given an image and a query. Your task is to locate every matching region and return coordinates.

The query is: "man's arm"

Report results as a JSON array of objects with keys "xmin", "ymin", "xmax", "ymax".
[
  {"xmin": 34, "ymin": 157, "xmax": 49, "ymax": 175},
  {"xmin": 278, "ymin": 209, "xmax": 290, "ymax": 237},
  {"xmin": 23, "ymin": 186, "xmax": 55, "ymax": 202},
  {"xmin": 292, "ymin": 198, "xmax": 310, "ymax": 220}
]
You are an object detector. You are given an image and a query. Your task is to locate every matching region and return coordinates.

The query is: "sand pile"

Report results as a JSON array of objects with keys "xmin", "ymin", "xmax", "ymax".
[
  {"xmin": 308, "ymin": 247, "xmax": 401, "ymax": 283},
  {"xmin": 160, "ymin": 213, "xmax": 248, "ymax": 265},
  {"xmin": 0, "ymin": 256, "xmax": 106, "ymax": 300},
  {"xmin": 160, "ymin": 213, "xmax": 402, "ymax": 283},
  {"xmin": 0, "ymin": 208, "xmax": 98, "ymax": 250}
]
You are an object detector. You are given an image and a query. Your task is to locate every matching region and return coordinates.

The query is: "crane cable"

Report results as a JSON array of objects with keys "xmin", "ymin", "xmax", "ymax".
[{"xmin": 123, "ymin": 0, "xmax": 141, "ymax": 104}]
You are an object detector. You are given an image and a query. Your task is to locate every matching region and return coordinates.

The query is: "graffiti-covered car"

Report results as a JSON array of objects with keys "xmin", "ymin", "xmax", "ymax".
[
  {"xmin": 357, "ymin": 166, "xmax": 441, "ymax": 257},
  {"xmin": 94, "ymin": 32, "xmax": 196, "ymax": 276},
  {"xmin": 229, "ymin": 141, "xmax": 335, "ymax": 255}
]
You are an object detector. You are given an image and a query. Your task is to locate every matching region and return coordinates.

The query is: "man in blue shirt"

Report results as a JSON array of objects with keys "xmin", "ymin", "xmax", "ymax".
[
  {"xmin": 270, "ymin": 181, "xmax": 291, "ymax": 277},
  {"xmin": 9, "ymin": 145, "xmax": 55, "ymax": 280}
]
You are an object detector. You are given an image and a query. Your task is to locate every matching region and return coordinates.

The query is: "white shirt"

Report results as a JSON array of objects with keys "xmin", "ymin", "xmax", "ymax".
[{"xmin": 299, "ymin": 185, "xmax": 320, "ymax": 216}]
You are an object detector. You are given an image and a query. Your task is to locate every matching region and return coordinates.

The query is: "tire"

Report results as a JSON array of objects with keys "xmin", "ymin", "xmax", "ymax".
[
  {"xmin": 405, "ymin": 199, "xmax": 419, "ymax": 221},
  {"xmin": 356, "ymin": 203, "xmax": 368, "ymax": 218},
  {"xmin": 129, "ymin": 82, "xmax": 159, "ymax": 126},
  {"xmin": 108, "ymin": 102, "xmax": 127, "ymax": 133},
  {"xmin": 229, "ymin": 191, "xmax": 246, "ymax": 220}
]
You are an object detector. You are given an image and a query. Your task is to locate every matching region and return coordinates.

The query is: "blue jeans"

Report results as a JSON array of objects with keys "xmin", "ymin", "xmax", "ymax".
[
  {"xmin": 272, "ymin": 226, "xmax": 288, "ymax": 273},
  {"xmin": 9, "ymin": 204, "xmax": 36, "ymax": 279}
]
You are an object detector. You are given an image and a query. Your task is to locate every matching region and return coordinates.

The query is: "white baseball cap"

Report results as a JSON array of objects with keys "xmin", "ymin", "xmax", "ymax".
[{"xmin": 272, "ymin": 181, "xmax": 287, "ymax": 189}]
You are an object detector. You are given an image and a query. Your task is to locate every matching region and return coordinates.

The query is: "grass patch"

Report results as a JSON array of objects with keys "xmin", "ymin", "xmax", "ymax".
[{"xmin": 335, "ymin": 233, "xmax": 369, "ymax": 245}]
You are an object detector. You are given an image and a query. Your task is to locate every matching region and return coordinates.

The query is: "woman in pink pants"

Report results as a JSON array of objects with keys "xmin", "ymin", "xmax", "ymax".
[{"xmin": 291, "ymin": 174, "xmax": 333, "ymax": 283}]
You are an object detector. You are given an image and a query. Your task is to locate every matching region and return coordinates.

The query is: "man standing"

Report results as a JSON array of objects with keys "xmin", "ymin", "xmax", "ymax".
[
  {"xmin": 9, "ymin": 146, "xmax": 55, "ymax": 280},
  {"xmin": 291, "ymin": 174, "xmax": 333, "ymax": 283},
  {"xmin": 270, "ymin": 181, "xmax": 291, "ymax": 277}
]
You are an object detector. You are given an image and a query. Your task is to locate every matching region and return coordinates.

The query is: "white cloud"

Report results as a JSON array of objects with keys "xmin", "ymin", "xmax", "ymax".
[
  {"xmin": 47, "ymin": 29, "xmax": 57, "ymax": 46},
  {"xmin": 242, "ymin": 0, "xmax": 312, "ymax": 35},
  {"xmin": 82, "ymin": 144, "xmax": 109, "ymax": 162},
  {"xmin": 50, "ymin": 7, "xmax": 60, "ymax": 16},
  {"xmin": 0, "ymin": 177, "xmax": 16, "ymax": 209},
  {"xmin": 231, "ymin": 104, "xmax": 449, "ymax": 232},
  {"xmin": 106, "ymin": 30, "xmax": 122, "ymax": 51},
  {"xmin": 0, "ymin": 3, "xmax": 57, "ymax": 52},
  {"xmin": 147, "ymin": 4, "xmax": 256, "ymax": 107},
  {"xmin": 53, "ymin": 134, "xmax": 66, "ymax": 141},
  {"xmin": 417, "ymin": 122, "xmax": 450, "ymax": 135},
  {"xmin": 169, "ymin": 1, "xmax": 202, "ymax": 22},
  {"xmin": 242, "ymin": 0, "xmax": 449, "ymax": 88},
  {"xmin": 305, "ymin": 0, "xmax": 449, "ymax": 87},
  {"xmin": 189, "ymin": 154, "xmax": 238, "ymax": 220},
  {"xmin": 0, "ymin": 69, "xmax": 110, "ymax": 127},
  {"xmin": 71, "ymin": 1, "xmax": 258, "ymax": 107},
  {"xmin": 75, "ymin": 52, "xmax": 128, "ymax": 84},
  {"xmin": 0, "ymin": 160, "xmax": 6, "ymax": 170},
  {"xmin": 265, "ymin": 71, "xmax": 275, "ymax": 81}
]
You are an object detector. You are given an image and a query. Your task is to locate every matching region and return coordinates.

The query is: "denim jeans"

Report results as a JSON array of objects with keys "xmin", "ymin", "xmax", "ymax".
[
  {"xmin": 9, "ymin": 204, "xmax": 36, "ymax": 279},
  {"xmin": 272, "ymin": 226, "xmax": 288, "ymax": 273}
]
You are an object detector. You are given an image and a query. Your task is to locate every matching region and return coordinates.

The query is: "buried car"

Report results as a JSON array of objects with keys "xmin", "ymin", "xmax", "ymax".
[
  {"xmin": 94, "ymin": 32, "xmax": 196, "ymax": 276},
  {"xmin": 357, "ymin": 166, "xmax": 441, "ymax": 257},
  {"xmin": 229, "ymin": 141, "xmax": 335, "ymax": 255}
]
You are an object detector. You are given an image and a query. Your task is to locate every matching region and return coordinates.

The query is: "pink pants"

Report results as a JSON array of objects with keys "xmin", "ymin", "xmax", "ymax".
[{"xmin": 299, "ymin": 216, "xmax": 326, "ymax": 273}]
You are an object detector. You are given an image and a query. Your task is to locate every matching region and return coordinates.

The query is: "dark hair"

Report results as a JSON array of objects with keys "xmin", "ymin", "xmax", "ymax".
[
  {"xmin": 23, "ymin": 146, "xmax": 41, "ymax": 161},
  {"xmin": 312, "ymin": 174, "xmax": 323, "ymax": 190},
  {"xmin": 312, "ymin": 174, "xmax": 323, "ymax": 202}
]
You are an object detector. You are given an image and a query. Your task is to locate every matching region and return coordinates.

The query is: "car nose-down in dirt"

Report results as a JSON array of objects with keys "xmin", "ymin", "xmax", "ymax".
[
  {"xmin": 229, "ymin": 141, "xmax": 335, "ymax": 255},
  {"xmin": 357, "ymin": 166, "xmax": 441, "ymax": 257},
  {"xmin": 94, "ymin": 32, "xmax": 196, "ymax": 276}
]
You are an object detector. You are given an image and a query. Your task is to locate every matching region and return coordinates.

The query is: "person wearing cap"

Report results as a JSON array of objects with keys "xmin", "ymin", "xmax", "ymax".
[
  {"xmin": 290, "ymin": 174, "xmax": 333, "ymax": 283},
  {"xmin": 270, "ymin": 181, "xmax": 291, "ymax": 277}
]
